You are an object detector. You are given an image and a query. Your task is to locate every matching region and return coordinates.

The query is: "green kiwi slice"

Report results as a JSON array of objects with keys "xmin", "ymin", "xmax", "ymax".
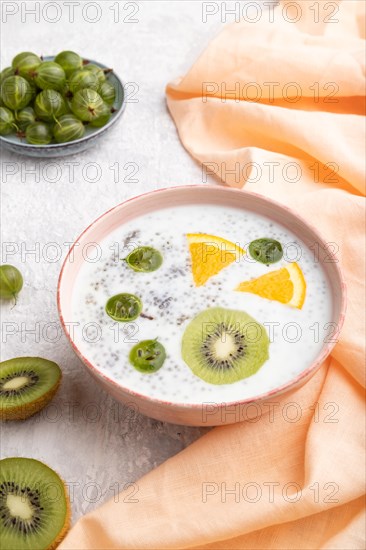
[
  {"xmin": 0, "ymin": 457, "xmax": 70, "ymax": 550},
  {"xmin": 0, "ymin": 358, "xmax": 61, "ymax": 421},
  {"xmin": 181, "ymin": 307, "xmax": 269, "ymax": 385}
]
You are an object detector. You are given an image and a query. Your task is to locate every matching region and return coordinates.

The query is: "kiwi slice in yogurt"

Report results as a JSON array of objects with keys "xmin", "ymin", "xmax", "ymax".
[
  {"xmin": 181, "ymin": 307, "xmax": 269, "ymax": 385},
  {"xmin": 0, "ymin": 357, "xmax": 62, "ymax": 420}
]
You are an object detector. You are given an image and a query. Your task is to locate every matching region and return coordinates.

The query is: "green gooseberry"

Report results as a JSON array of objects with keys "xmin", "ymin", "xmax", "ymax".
[
  {"xmin": 68, "ymin": 70, "xmax": 99, "ymax": 94},
  {"xmin": 71, "ymin": 88, "xmax": 105, "ymax": 122},
  {"xmin": 248, "ymin": 238, "xmax": 284, "ymax": 265},
  {"xmin": 12, "ymin": 51, "xmax": 42, "ymax": 79},
  {"xmin": 0, "ymin": 75, "xmax": 32, "ymax": 110},
  {"xmin": 105, "ymin": 293, "xmax": 142, "ymax": 322},
  {"xmin": 0, "ymin": 67, "xmax": 15, "ymax": 84},
  {"xmin": 0, "ymin": 265, "xmax": 23, "ymax": 301},
  {"xmin": 89, "ymin": 102, "xmax": 111, "ymax": 128},
  {"xmin": 129, "ymin": 339, "xmax": 166, "ymax": 373},
  {"xmin": 99, "ymin": 81, "xmax": 116, "ymax": 105},
  {"xmin": 83, "ymin": 63, "xmax": 107, "ymax": 85},
  {"xmin": 124, "ymin": 247, "xmax": 163, "ymax": 273},
  {"xmin": 34, "ymin": 90, "xmax": 67, "ymax": 123},
  {"xmin": 34, "ymin": 61, "xmax": 66, "ymax": 91},
  {"xmin": 60, "ymin": 80, "xmax": 74, "ymax": 103},
  {"xmin": 27, "ymin": 78, "xmax": 38, "ymax": 100},
  {"xmin": 0, "ymin": 107, "xmax": 18, "ymax": 135},
  {"xmin": 64, "ymin": 98, "xmax": 73, "ymax": 113},
  {"xmin": 53, "ymin": 114, "xmax": 85, "ymax": 143},
  {"xmin": 26, "ymin": 122, "xmax": 53, "ymax": 145},
  {"xmin": 54, "ymin": 51, "xmax": 83, "ymax": 76},
  {"xmin": 16, "ymin": 106, "xmax": 36, "ymax": 130}
]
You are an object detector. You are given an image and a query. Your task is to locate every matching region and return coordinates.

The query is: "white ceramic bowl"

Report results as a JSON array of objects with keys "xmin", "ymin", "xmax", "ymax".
[{"xmin": 58, "ymin": 186, "xmax": 346, "ymax": 426}]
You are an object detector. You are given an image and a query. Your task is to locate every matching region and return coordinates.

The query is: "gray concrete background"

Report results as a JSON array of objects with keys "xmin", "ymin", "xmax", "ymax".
[{"xmin": 1, "ymin": 0, "xmax": 273, "ymax": 523}]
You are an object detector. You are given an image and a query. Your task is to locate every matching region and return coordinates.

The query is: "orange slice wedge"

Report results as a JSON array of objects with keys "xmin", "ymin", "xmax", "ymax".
[
  {"xmin": 235, "ymin": 262, "xmax": 306, "ymax": 309},
  {"xmin": 187, "ymin": 233, "xmax": 245, "ymax": 287}
]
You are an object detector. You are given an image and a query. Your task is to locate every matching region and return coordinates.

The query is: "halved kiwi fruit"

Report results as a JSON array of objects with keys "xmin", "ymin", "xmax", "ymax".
[
  {"xmin": 182, "ymin": 307, "xmax": 269, "ymax": 384},
  {"xmin": 0, "ymin": 457, "xmax": 70, "ymax": 550},
  {"xmin": 0, "ymin": 358, "xmax": 61, "ymax": 421}
]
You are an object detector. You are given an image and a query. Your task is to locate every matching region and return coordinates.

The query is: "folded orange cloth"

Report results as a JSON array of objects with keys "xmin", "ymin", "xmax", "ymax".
[{"xmin": 59, "ymin": 1, "xmax": 365, "ymax": 548}]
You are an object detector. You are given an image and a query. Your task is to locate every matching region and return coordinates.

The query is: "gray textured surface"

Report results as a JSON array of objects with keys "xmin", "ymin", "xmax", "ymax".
[{"xmin": 0, "ymin": 0, "xmax": 225, "ymax": 521}]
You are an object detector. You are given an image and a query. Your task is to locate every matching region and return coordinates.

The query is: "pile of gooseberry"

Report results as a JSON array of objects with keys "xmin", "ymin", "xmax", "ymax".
[{"xmin": 0, "ymin": 51, "xmax": 118, "ymax": 145}]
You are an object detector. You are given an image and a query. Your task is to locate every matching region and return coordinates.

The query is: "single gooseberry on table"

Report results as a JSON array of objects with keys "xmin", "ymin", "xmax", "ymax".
[{"xmin": 0, "ymin": 265, "xmax": 23, "ymax": 302}]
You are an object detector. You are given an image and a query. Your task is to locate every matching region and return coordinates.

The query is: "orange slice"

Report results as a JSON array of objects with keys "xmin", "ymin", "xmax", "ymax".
[
  {"xmin": 235, "ymin": 262, "xmax": 306, "ymax": 309},
  {"xmin": 187, "ymin": 233, "xmax": 245, "ymax": 287}
]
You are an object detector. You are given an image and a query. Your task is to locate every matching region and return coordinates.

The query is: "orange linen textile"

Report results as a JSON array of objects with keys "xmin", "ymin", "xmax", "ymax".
[{"xmin": 59, "ymin": 1, "xmax": 365, "ymax": 548}]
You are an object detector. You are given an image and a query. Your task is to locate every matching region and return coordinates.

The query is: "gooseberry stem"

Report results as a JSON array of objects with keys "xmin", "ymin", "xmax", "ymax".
[
  {"xmin": 13, "ymin": 110, "xmax": 19, "ymax": 121},
  {"xmin": 11, "ymin": 293, "xmax": 18, "ymax": 309},
  {"xmin": 140, "ymin": 313, "xmax": 154, "ymax": 320}
]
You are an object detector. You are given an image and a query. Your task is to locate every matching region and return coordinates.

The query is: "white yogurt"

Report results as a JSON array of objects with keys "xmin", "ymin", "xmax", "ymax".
[{"xmin": 71, "ymin": 205, "xmax": 333, "ymax": 404}]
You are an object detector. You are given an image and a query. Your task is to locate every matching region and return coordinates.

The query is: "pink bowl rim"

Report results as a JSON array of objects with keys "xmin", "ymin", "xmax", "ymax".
[{"xmin": 57, "ymin": 185, "xmax": 347, "ymax": 410}]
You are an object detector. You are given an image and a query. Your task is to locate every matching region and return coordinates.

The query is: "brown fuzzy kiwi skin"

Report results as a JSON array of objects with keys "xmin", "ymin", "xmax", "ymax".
[
  {"xmin": 47, "ymin": 478, "xmax": 71, "ymax": 550},
  {"xmin": 0, "ymin": 377, "xmax": 61, "ymax": 421}
]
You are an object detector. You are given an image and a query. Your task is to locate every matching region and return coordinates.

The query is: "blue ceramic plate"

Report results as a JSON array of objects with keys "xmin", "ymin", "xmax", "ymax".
[{"xmin": 0, "ymin": 56, "xmax": 125, "ymax": 158}]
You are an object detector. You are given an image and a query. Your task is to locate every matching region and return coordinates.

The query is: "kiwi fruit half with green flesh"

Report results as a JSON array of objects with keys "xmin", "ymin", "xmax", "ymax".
[
  {"xmin": 182, "ymin": 307, "xmax": 269, "ymax": 385},
  {"xmin": 0, "ymin": 357, "xmax": 61, "ymax": 421},
  {"xmin": 0, "ymin": 457, "xmax": 70, "ymax": 550}
]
